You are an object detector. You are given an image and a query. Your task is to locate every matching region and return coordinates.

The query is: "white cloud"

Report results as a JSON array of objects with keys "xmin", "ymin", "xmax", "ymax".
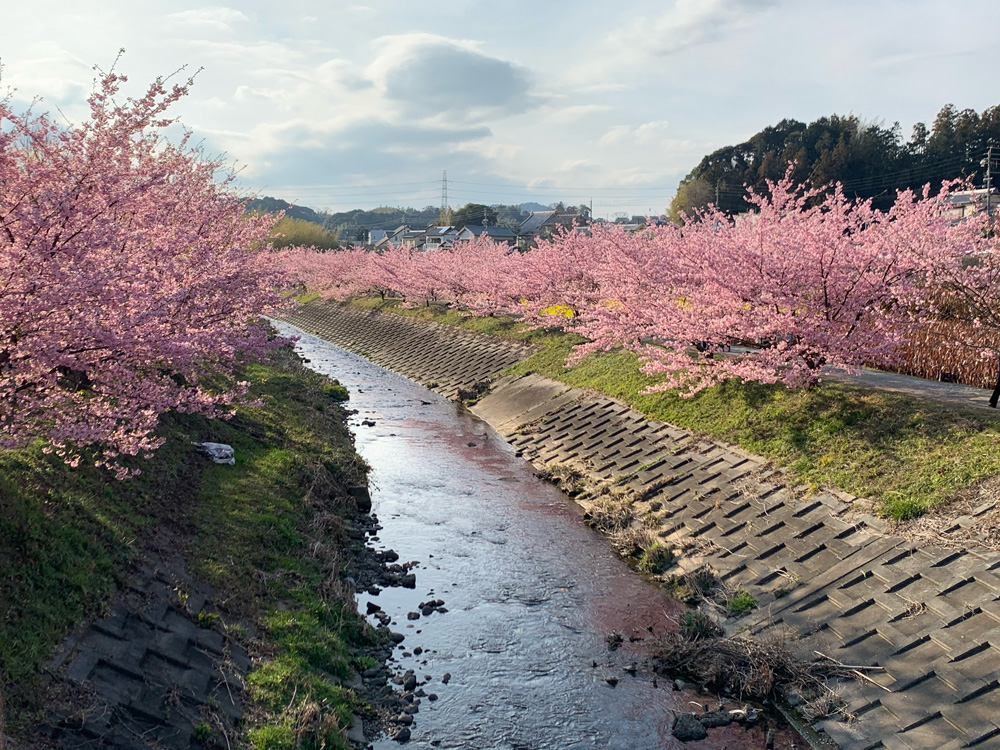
[
  {"xmin": 600, "ymin": 120, "xmax": 672, "ymax": 147},
  {"xmin": 546, "ymin": 104, "xmax": 611, "ymax": 123},
  {"xmin": 367, "ymin": 33, "xmax": 543, "ymax": 123},
  {"xmin": 165, "ymin": 7, "xmax": 249, "ymax": 32},
  {"xmin": 639, "ymin": 0, "xmax": 778, "ymax": 57},
  {"xmin": 569, "ymin": 0, "xmax": 779, "ymax": 90}
]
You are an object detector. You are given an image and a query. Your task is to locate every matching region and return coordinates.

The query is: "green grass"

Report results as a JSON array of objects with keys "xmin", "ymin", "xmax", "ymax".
[
  {"xmin": 0, "ymin": 434, "xmax": 197, "ymax": 725},
  {"xmin": 726, "ymin": 589, "xmax": 759, "ymax": 616},
  {"xmin": 350, "ymin": 298, "xmax": 1000, "ymax": 518},
  {"xmin": 637, "ymin": 542, "xmax": 675, "ymax": 574},
  {"xmin": 193, "ymin": 722, "xmax": 212, "ymax": 742},
  {"xmin": 0, "ymin": 346, "xmax": 373, "ymax": 747}
]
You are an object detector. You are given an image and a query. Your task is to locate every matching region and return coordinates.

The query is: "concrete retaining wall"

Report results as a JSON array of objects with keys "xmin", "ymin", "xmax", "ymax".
[{"xmin": 281, "ymin": 299, "xmax": 1000, "ymax": 750}]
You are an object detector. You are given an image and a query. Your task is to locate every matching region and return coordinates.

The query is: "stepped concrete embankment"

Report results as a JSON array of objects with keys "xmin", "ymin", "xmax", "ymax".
[{"xmin": 281, "ymin": 299, "xmax": 1000, "ymax": 750}]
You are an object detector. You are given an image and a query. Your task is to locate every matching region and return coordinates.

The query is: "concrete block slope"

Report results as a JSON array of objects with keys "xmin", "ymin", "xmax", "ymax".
[
  {"xmin": 288, "ymin": 302, "xmax": 1000, "ymax": 750},
  {"xmin": 277, "ymin": 300, "xmax": 535, "ymax": 398},
  {"xmin": 40, "ymin": 561, "xmax": 248, "ymax": 749}
]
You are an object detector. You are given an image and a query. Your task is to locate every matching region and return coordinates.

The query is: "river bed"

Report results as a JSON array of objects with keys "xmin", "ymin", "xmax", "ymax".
[{"xmin": 276, "ymin": 321, "xmax": 802, "ymax": 750}]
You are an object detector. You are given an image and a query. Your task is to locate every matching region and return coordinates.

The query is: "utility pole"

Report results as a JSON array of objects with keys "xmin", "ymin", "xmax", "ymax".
[{"xmin": 986, "ymin": 146, "xmax": 993, "ymax": 217}]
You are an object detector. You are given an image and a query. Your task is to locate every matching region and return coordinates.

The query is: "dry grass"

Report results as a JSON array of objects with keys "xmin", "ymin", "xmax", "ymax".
[
  {"xmin": 583, "ymin": 494, "xmax": 635, "ymax": 533},
  {"xmin": 535, "ymin": 463, "xmax": 589, "ymax": 497},
  {"xmin": 651, "ymin": 630, "xmax": 859, "ymax": 706},
  {"xmin": 898, "ymin": 475, "xmax": 1000, "ymax": 550}
]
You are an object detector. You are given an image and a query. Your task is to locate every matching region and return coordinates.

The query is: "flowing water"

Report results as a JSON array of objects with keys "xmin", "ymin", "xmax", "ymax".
[{"xmin": 276, "ymin": 322, "xmax": 801, "ymax": 750}]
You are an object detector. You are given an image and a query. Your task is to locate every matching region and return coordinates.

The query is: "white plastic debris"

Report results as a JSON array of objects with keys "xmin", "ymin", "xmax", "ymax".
[{"xmin": 192, "ymin": 442, "xmax": 236, "ymax": 465}]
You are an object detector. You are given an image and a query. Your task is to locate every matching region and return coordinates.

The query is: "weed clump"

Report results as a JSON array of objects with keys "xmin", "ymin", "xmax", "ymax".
[
  {"xmin": 882, "ymin": 495, "xmax": 926, "ymax": 522},
  {"xmin": 726, "ymin": 589, "xmax": 758, "ymax": 616},
  {"xmin": 537, "ymin": 464, "xmax": 587, "ymax": 496},
  {"xmin": 638, "ymin": 542, "xmax": 675, "ymax": 574},
  {"xmin": 680, "ymin": 610, "xmax": 723, "ymax": 640},
  {"xmin": 662, "ymin": 568, "xmax": 720, "ymax": 605},
  {"xmin": 192, "ymin": 722, "xmax": 211, "ymax": 742},
  {"xmin": 323, "ymin": 382, "xmax": 350, "ymax": 402},
  {"xmin": 456, "ymin": 380, "xmax": 490, "ymax": 405},
  {"xmin": 584, "ymin": 495, "xmax": 634, "ymax": 533}
]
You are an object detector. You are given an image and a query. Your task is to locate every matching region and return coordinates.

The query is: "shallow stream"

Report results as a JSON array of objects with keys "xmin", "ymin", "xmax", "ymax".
[{"xmin": 277, "ymin": 322, "xmax": 800, "ymax": 750}]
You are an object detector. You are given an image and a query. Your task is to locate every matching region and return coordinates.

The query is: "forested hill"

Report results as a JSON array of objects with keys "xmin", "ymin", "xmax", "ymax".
[
  {"xmin": 246, "ymin": 199, "xmax": 442, "ymax": 242},
  {"xmin": 245, "ymin": 200, "xmax": 536, "ymax": 243},
  {"xmin": 669, "ymin": 103, "xmax": 1000, "ymax": 219},
  {"xmin": 246, "ymin": 196, "xmax": 326, "ymax": 224}
]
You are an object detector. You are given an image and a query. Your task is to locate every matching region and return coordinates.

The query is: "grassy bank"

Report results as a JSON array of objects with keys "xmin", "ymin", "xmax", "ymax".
[
  {"xmin": 350, "ymin": 297, "xmax": 1000, "ymax": 521},
  {"xmin": 0, "ymin": 345, "xmax": 374, "ymax": 748}
]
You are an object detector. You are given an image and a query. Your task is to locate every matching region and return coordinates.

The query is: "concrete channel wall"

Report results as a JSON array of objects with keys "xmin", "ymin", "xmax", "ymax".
[{"xmin": 280, "ymin": 299, "xmax": 1000, "ymax": 750}]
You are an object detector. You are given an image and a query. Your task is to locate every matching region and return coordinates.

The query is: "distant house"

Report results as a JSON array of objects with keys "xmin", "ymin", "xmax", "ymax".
[
  {"xmin": 943, "ymin": 188, "xmax": 999, "ymax": 220},
  {"xmin": 456, "ymin": 225, "xmax": 517, "ymax": 245},
  {"xmin": 517, "ymin": 210, "xmax": 586, "ymax": 249},
  {"xmin": 399, "ymin": 229, "xmax": 427, "ymax": 249},
  {"xmin": 373, "ymin": 224, "xmax": 411, "ymax": 250},
  {"xmin": 424, "ymin": 225, "xmax": 459, "ymax": 248}
]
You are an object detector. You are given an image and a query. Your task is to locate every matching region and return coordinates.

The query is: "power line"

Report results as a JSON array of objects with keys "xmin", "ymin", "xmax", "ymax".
[
  {"xmin": 449, "ymin": 178, "xmax": 670, "ymax": 191},
  {"xmin": 838, "ymin": 156, "xmax": 971, "ymax": 191},
  {"xmin": 262, "ymin": 180, "xmax": 438, "ymax": 190}
]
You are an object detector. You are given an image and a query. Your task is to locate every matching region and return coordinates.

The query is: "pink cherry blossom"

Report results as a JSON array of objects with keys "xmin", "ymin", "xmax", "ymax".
[{"xmin": 0, "ymin": 67, "xmax": 295, "ymax": 475}]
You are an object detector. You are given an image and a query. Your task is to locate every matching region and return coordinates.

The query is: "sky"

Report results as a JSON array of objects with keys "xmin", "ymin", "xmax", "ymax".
[{"xmin": 2, "ymin": 0, "xmax": 998, "ymax": 219}]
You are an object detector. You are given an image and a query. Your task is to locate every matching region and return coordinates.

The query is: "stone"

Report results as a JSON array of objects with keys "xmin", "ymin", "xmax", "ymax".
[
  {"xmin": 349, "ymin": 485, "xmax": 372, "ymax": 513},
  {"xmin": 672, "ymin": 714, "xmax": 708, "ymax": 742},
  {"xmin": 698, "ymin": 711, "xmax": 732, "ymax": 728},
  {"xmin": 393, "ymin": 727, "xmax": 411, "ymax": 743},
  {"xmin": 346, "ymin": 717, "xmax": 366, "ymax": 744}
]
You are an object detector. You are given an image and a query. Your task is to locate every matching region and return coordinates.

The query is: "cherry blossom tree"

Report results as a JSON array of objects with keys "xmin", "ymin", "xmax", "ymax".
[
  {"xmin": 278, "ymin": 246, "xmax": 374, "ymax": 300},
  {"xmin": 619, "ymin": 178, "xmax": 931, "ymax": 393},
  {"xmin": 284, "ymin": 172, "xmax": 1000, "ymax": 398},
  {"xmin": 0, "ymin": 66, "xmax": 294, "ymax": 475},
  {"xmin": 886, "ymin": 187, "xmax": 1000, "ymax": 386}
]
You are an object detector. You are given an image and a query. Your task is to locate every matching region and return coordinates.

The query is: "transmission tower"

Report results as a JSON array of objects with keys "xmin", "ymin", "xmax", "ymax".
[{"xmin": 441, "ymin": 170, "xmax": 449, "ymax": 223}]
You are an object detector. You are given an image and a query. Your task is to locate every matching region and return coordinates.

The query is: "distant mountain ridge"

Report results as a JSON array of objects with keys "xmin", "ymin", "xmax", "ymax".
[
  {"xmin": 246, "ymin": 197, "xmax": 325, "ymax": 225},
  {"xmin": 248, "ymin": 197, "xmax": 589, "ymax": 242}
]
